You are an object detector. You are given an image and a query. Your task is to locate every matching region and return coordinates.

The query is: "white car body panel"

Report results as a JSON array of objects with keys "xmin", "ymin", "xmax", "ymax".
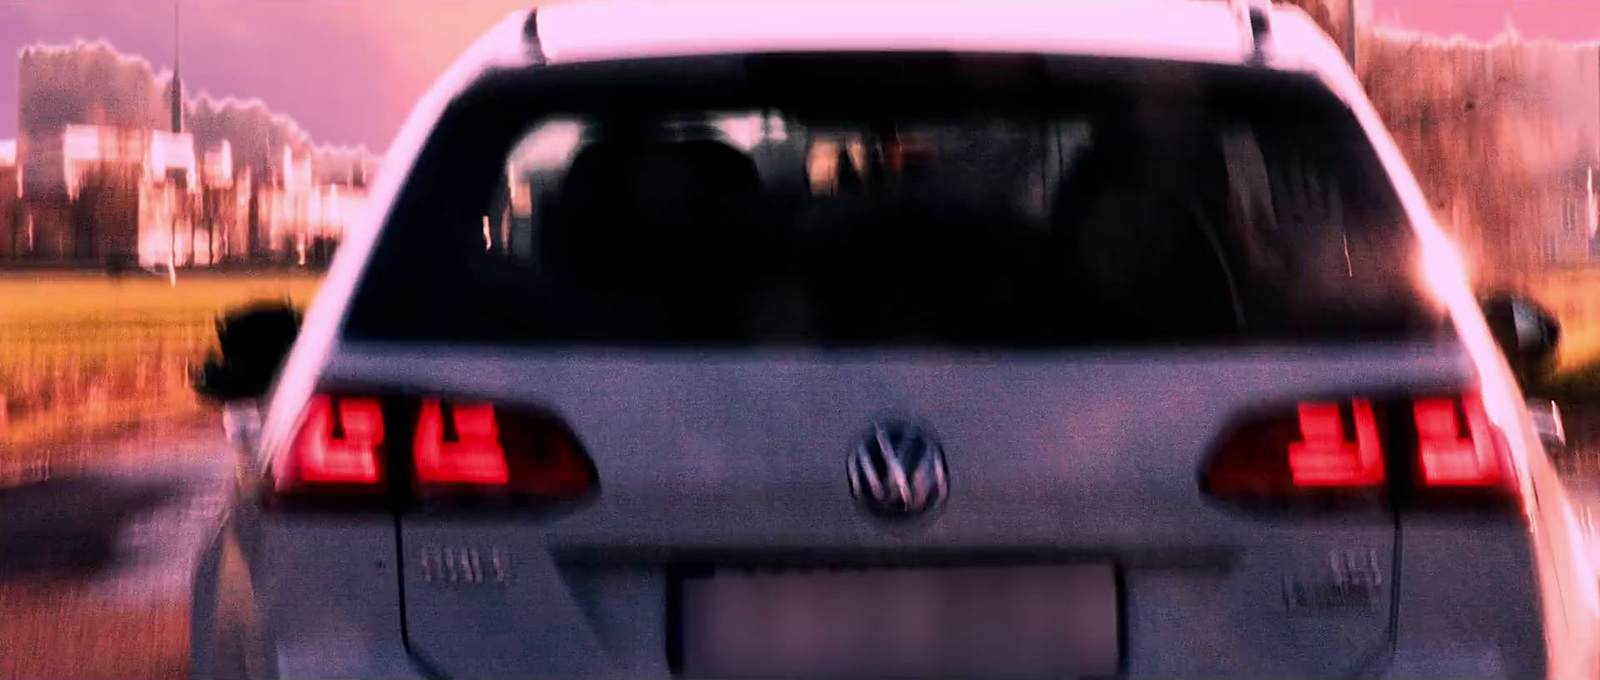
[{"xmin": 536, "ymin": 0, "xmax": 1253, "ymax": 67}]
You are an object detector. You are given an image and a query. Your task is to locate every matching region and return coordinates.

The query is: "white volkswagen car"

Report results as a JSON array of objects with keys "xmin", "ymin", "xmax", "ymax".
[{"xmin": 189, "ymin": 1, "xmax": 1600, "ymax": 678}]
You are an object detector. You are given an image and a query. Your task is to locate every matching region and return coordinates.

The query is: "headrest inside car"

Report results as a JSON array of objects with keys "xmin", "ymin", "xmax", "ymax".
[{"xmin": 547, "ymin": 137, "xmax": 763, "ymax": 289}]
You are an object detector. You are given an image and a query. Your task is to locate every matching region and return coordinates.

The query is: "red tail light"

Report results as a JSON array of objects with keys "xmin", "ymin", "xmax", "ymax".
[
  {"xmin": 1202, "ymin": 398, "xmax": 1387, "ymax": 499},
  {"xmin": 484, "ymin": 405, "xmax": 597, "ymax": 498},
  {"xmin": 277, "ymin": 395, "xmax": 384, "ymax": 489},
  {"xmin": 1202, "ymin": 391, "xmax": 1517, "ymax": 507},
  {"xmin": 1288, "ymin": 400, "xmax": 1383, "ymax": 486},
  {"xmin": 506, "ymin": 429, "xmax": 596, "ymax": 497},
  {"xmin": 415, "ymin": 400, "xmax": 510, "ymax": 484},
  {"xmin": 1413, "ymin": 395, "xmax": 1503, "ymax": 487},
  {"xmin": 413, "ymin": 399, "xmax": 596, "ymax": 499},
  {"xmin": 272, "ymin": 391, "xmax": 597, "ymax": 508}
]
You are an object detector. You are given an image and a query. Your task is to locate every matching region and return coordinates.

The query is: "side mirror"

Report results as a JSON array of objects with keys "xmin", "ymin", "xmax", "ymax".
[
  {"xmin": 191, "ymin": 300, "xmax": 303, "ymax": 403},
  {"xmin": 1527, "ymin": 398, "xmax": 1567, "ymax": 452},
  {"xmin": 1480, "ymin": 293, "xmax": 1561, "ymax": 376}
]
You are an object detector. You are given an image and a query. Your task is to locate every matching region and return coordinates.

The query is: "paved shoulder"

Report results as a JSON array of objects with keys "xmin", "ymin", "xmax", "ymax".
[{"xmin": 0, "ymin": 416, "xmax": 235, "ymax": 679}]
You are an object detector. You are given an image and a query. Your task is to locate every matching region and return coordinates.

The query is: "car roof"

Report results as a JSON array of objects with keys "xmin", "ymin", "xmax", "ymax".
[{"xmin": 528, "ymin": 0, "xmax": 1348, "ymax": 73}]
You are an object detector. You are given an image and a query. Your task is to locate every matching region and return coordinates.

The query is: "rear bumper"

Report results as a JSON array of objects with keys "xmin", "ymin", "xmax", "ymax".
[
  {"xmin": 273, "ymin": 643, "xmax": 427, "ymax": 680},
  {"xmin": 196, "ymin": 511, "xmax": 1553, "ymax": 679},
  {"xmin": 1381, "ymin": 519, "xmax": 1548, "ymax": 680},
  {"xmin": 1380, "ymin": 650, "xmax": 1534, "ymax": 679}
]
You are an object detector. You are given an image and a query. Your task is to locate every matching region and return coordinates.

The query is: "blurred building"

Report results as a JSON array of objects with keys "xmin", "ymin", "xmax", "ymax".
[
  {"xmin": 201, "ymin": 141, "xmax": 250, "ymax": 266},
  {"xmin": 146, "ymin": 129, "xmax": 198, "ymax": 266},
  {"xmin": 7, "ymin": 38, "xmax": 379, "ymax": 270},
  {"xmin": 0, "ymin": 140, "xmax": 19, "ymax": 258},
  {"xmin": 17, "ymin": 130, "xmax": 68, "ymax": 202},
  {"xmin": 3, "ymin": 123, "xmax": 364, "ymax": 269},
  {"xmin": 63, "ymin": 124, "xmax": 146, "ymax": 265},
  {"xmin": 53, "ymin": 123, "xmax": 211, "ymax": 267},
  {"xmin": 25, "ymin": 195, "xmax": 73, "ymax": 261},
  {"xmin": 254, "ymin": 146, "xmax": 368, "ymax": 266}
]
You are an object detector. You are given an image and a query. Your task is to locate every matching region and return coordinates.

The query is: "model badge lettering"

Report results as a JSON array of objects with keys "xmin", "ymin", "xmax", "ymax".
[
  {"xmin": 1284, "ymin": 548, "xmax": 1384, "ymax": 613},
  {"xmin": 418, "ymin": 546, "xmax": 513, "ymax": 585}
]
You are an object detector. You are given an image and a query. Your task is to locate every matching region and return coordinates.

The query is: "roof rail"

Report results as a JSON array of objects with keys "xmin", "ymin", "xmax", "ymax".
[{"xmin": 1230, "ymin": 0, "xmax": 1273, "ymax": 64}]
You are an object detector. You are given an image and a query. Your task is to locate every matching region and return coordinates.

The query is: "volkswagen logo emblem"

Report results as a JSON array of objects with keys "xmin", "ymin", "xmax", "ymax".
[{"xmin": 848, "ymin": 420, "xmax": 949, "ymax": 518}]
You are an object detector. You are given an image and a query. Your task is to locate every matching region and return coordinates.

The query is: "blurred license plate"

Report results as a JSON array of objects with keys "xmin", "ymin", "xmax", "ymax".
[{"xmin": 679, "ymin": 564, "xmax": 1119, "ymax": 679}]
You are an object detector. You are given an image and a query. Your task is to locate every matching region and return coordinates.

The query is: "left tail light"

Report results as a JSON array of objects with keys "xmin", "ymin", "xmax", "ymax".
[
  {"xmin": 276, "ymin": 395, "xmax": 386, "ymax": 491},
  {"xmin": 271, "ymin": 391, "xmax": 597, "ymax": 510},
  {"xmin": 413, "ymin": 398, "xmax": 597, "ymax": 502}
]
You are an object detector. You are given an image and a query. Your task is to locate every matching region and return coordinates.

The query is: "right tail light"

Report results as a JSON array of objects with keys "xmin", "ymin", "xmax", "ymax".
[
  {"xmin": 1413, "ymin": 395, "xmax": 1503, "ymax": 487},
  {"xmin": 1202, "ymin": 391, "xmax": 1516, "ymax": 509},
  {"xmin": 271, "ymin": 391, "xmax": 597, "ymax": 510}
]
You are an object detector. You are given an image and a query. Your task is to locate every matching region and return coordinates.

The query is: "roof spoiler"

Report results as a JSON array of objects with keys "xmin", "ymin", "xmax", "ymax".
[{"xmin": 1230, "ymin": 0, "xmax": 1274, "ymax": 64}]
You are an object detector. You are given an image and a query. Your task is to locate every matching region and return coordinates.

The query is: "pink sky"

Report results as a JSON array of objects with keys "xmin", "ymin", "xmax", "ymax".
[
  {"xmin": 1372, "ymin": 0, "xmax": 1600, "ymax": 42},
  {"xmin": 0, "ymin": 0, "xmax": 1595, "ymax": 151}
]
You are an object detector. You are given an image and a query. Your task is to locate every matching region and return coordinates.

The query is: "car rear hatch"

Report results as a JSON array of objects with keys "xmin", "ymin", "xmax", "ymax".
[
  {"xmin": 287, "ymin": 50, "xmax": 1494, "ymax": 678},
  {"xmin": 306, "ymin": 343, "xmax": 1478, "ymax": 678}
]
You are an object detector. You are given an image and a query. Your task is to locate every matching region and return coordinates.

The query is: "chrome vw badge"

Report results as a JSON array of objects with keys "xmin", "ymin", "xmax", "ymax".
[{"xmin": 848, "ymin": 420, "xmax": 949, "ymax": 518}]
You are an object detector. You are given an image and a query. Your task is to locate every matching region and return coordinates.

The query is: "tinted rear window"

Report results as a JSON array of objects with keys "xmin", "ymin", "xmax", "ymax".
[{"xmin": 343, "ymin": 53, "xmax": 1445, "ymax": 348}]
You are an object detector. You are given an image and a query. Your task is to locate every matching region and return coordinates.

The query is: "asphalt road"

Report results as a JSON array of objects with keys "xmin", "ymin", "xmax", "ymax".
[{"xmin": 0, "ymin": 415, "xmax": 233, "ymax": 679}]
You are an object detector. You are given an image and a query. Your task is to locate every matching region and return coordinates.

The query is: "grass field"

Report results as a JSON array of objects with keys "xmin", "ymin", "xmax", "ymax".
[{"xmin": 0, "ymin": 272, "xmax": 320, "ymax": 455}]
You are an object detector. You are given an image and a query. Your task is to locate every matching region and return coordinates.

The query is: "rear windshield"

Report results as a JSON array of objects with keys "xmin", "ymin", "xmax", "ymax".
[{"xmin": 343, "ymin": 53, "xmax": 1446, "ymax": 349}]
